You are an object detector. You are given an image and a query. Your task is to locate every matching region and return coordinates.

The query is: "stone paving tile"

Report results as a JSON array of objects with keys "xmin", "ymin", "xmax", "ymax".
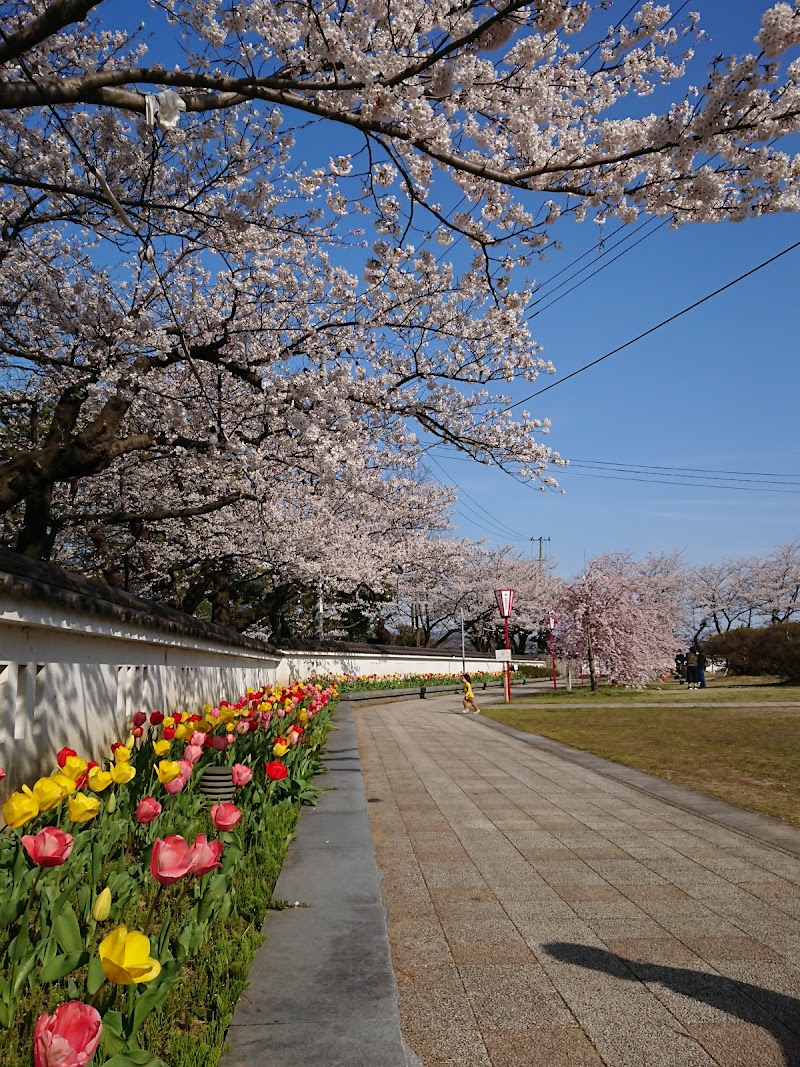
[
  {"xmin": 449, "ymin": 939, "xmax": 536, "ymax": 965},
  {"xmin": 404, "ymin": 1027, "xmax": 492, "ymax": 1066},
  {"xmin": 483, "ymin": 1027, "xmax": 606, "ymax": 1066},
  {"xmin": 686, "ymin": 1023, "xmax": 787, "ymax": 1067}
]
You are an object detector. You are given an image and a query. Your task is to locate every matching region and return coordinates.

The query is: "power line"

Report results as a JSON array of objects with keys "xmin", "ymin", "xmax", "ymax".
[
  {"xmin": 506, "ymin": 236, "xmax": 800, "ymax": 411},
  {"xmin": 568, "ymin": 458, "xmax": 800, "ymax": 484},
  {"xmin": 569, "ymin": 470, "xmax": 800, "ymax": 494},
  {"xmin": 423, "ymin": 455, "xmax": 529, "ymax": 541}
]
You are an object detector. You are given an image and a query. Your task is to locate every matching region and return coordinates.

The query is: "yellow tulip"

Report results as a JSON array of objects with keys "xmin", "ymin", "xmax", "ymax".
[
  {"xmin": 92, "ymin": 887, "xmax": 112, "ymax": 922},
  {"xmin": 87, "ymin": 767, "xmax": 113, "ymax": 792},
  {"xmin": 125, "ymin": 734, "xmax": 135, "ymax": 750},
  {"xmin": 219, "ymin": 707, "xmax": 236, "ymax": 725},
  {"xmin": 114, "ymin": 746, "xmax": 132, "ymax": 765},
  {"xmin": 162, "ymin": 716, "xmax": 175, "ymax": 728},
  {"xmin": 68, "ymin": 793, "xmax": 100, "ymax": 823},
  {"xmin": 152, "ymin": 740, "xmax": 171, "ymax": 757},
  {"xmin": 32, "ymin": 775, "xmax": 71, "ymax": 811},
  {"xmin": 174, "ymin": 723, "xmax": 192, "ymax": 742},
  {"xmin": 110, "ymin": 763, "xmax": 136, "ymax": 786},
  {"xmin": 98, "ymin": 925, "xmax": 161, "ymax": 984},
  {"xmin": 273, "ymin": 742, "xmax": 288, "ymax": 757},
  {"xmin": 155, "ymin": 760, "xmax": 181, "ymax": 785},
  {"xmin": 62, "ymin": 755, "xmax": 88, "ymax": 780},
  {"xmin": 2, "ymin": 786, "xmax": 39, "ymax": 828}
]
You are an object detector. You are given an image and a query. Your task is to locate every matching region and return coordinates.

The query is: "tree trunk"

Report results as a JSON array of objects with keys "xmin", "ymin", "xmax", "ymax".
[{"xmin": 586, "ymin": 620, "xmax": 598, "ymax": 692}]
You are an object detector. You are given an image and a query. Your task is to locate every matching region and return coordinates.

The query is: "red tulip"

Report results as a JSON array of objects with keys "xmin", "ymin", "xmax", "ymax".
[
  {"xmin": 150, "ymin": 711, "xmax": 164, "ymax": 726},
  {"xmin": 162, "ymin": 727, "xmax": 175, "ymax": 740},
  {"xmin": 150, "ymin": 835, "xmax": 191, "ymax": 885},
  {"xmin": 110, "ymin": 742, "xmax": 123, "ymax": 753},
  {"xmin": 135, "ymin": 797, "xmax": 162, "ymax": 824},
  {"xmin": 56, "ymin": 747, "xmax": 77, "ymax": 768},
  {"xmin": 172, "ymin": 712, "xmax": 183, "ymax": 723},
  {"xmin": 22, "ymin": 827, "xmax": 74, "ymax": 867},
  {"xmin": 186, "ymin": 834, "xmax": 223, "ymax": 877},
  {"xmin": 34, "ymin": 1000, "xmax": 102, "ymax": 1067},
  {"xmin": 132, "ymin": 711, "xmax": 147, "ymax": 727},
  {"xmin": 265, "ymin": 760, "xmax": 288, "ymax": 781},
  {"xmin": 211, "ymin": 803, "xmax": 242, "ymax": 831},
  {"xmin": 231, "ymin": 764, "xmax": 253, "ymax": 787},
  {"xmin": 132, "ymin": 726, "xmax": 144, "ymax": 739},
  {"xmin": 210, "ymin": 736, "xmax": 228, "ymax": 751}
]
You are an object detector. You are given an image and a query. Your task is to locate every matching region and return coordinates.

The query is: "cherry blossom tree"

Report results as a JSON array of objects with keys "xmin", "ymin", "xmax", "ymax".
[
  {"xmin": 1, "ymin": 0, "xmax": 799, "ymax": 602},
  {"xmin": 558, "ymin": 553, "xmax": 680, "ymax": 688}
]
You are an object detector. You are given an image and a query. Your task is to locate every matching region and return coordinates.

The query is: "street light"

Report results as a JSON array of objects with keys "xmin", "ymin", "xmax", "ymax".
[{"xmin": 494, "ymin": 588, "xmax": 515, "ymax": 703}]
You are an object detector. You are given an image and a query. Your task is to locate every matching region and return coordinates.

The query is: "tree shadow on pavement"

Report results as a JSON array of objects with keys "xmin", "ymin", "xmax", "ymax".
[{"xmin": 544, "ymin": 941, "xmax": 800, "ymax": 1066}]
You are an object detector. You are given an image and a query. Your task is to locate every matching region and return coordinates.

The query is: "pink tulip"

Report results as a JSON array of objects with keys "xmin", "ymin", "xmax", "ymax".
[
  {"xmin": 276, "ymin": 708, "xmax": 286, "ymax": 718},
  {"xmin": 211, "ymin": 803, "xmax": 242, "ymax": 831},
  {"xmin": 135, "ymin": 797, "xmax": 162, "ymax": 824},
  {"xmin": 22, "ymin": 827, "xmax": 74, "ymax": 868},
  {"xmin": 226, "ymin": 732, "xmax": 236, "ymax": 745},
  {"xmin": 178, "ymin": 759, "xmax": 194, "ymax": 779},
  {"xmin": 150, "ymin": 834, "xmax": 191, "ymax": 885},
  {"xmin": 231, "ymin": 764, "xmax": 253, "ymax": 787},
  {"xmin": 190, "ymin": 730, "xmax": 206, "ymax": 747},
  {"xmin": 183, "ymin": 743, "xmax": 204, "ymax": 765},
  {"xmin": 208, "ymin": 707, "xmax": 220, "ymax": 719},
  {"xmin": 163, "ymin": 773, "xmax": 188, "ymax": 794},
  {"xmin": 235, "ymin": 720, "xmax": 249, "ymax": 734},
  {"xmin": 34, "ymin": 1000, "xmax": 102, "ymax": 1067},
  {"xmin": 186, "ymin": 833, "xmax": 223, "ymax": 877},
  {"xmin": 0, "ymin": 767, "xmax": 6, "ymax": 782}
]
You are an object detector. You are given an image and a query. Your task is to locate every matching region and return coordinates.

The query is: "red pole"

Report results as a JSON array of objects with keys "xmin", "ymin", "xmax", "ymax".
[{"xmin": 504, "ymin": 616, "xmax": 511, "ymax": 702}]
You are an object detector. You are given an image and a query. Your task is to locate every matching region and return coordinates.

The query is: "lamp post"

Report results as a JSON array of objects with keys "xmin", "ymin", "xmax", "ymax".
[
  {"xmin": 494, "ymin": 588, "xmax": 515, "ymax": 703},
  {"xmin": 460, "ymin": 606, "xmax": 466, "ymax": 675}
]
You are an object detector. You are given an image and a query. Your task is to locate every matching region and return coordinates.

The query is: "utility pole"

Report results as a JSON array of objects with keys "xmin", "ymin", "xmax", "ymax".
[{"xmin": 530, "ymin": 536, "xmax": 550, "ymax": 566}]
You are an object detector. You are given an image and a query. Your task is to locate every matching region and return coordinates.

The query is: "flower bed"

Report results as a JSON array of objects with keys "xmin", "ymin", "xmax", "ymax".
[
  {"xmin": 0, "ymin": 680, "xmax": 338, "ymax": 1067},
  {"xmin": 319, "ymin": 670, "xmax": 506, "ymax": 692}
]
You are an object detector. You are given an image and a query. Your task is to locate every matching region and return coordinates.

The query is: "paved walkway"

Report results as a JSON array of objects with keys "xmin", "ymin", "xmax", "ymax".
[{"xmin": 356, "ymin": 693, "xmax": 800, "ymax": 1067}]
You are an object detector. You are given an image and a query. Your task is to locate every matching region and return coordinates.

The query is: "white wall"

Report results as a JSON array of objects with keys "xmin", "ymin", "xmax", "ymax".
[{"xmin": 0, "ymin": 589, "xmax": 533, "ymax": 793}]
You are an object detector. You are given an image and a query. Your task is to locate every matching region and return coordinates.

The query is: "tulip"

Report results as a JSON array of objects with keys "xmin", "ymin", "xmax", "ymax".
[
  {"xmin": 32, "ymin": 775, "xmax": 72, "ymax": 811},
  {"xmin": 150, "ymin": 835, "xmax": 191, "ymax": 885},
  {"xmin": 172, "ymin": 712, "xmax": 183, "ymax": 723},
  {"xmin": 113, "ymin": 746, "xmax": 132, "ymax": 765},
  {"xmin": 153, "ymin": 739, "xmax": 171, "ymax": 757},
  {"xmin": 3, "ymin": 786, "xmax": 39, "ymax": 828},
  {"xmin": 132, "ymin": 726, "xmax": 144, "ymax": 739},
  {"xmin": 105, "ymin": 790, "xmax": 117, "ymax": 814},
  {"xmin": 56, "ymin": 747, "xmax": 77, "ymax": 768},
  {"xmin": 22, "ymin": 827, "xmax": 74, "ymax": 867},
  {"xmin": 175, "ymin": 723, "xmax": 192, "ymax": 741},
  {"xmin": 210, "ymin": 735, "xmax": 228, "ymax": 752},
  {"xmin": 34, "ymin": 1000, "xmax": 102, "ymax": 1067},
  {"xmin": 92, "ymin": 887, "xmax": 112, "ymax": 922},
  {"xmin": 162, "ymin": 727, "xmax": 175, "ymax": 740},
  {"xmin": 272, "ymin": 740, "xmax": 288, "ymax": 757},
  {"xmin": 186, "ymin": 834, "xmax": 223, "ymax": 877},
  {"xmin": 0, "ymin": 767, "xmax": 5, "ymax": 782},
  {"xmin": 98, "ymin": 925, "xmax": 161, "ymax": 984},
  {"xmin": 163, "ymin": 773, "xmax": 188, "ymax": 795},
  {"xmin": 133, "ymin": 711, "xmax": 147, "ymax": 727},
  {"xmin": 87, "ymin": 767, "xmax": 113, "ymax": 793},
  {"xmin": 265, "ymin": 760, "xmax": 288, "ymax": 781},
  {"xmin": 211, "ymin": 803, "xmax": 242, "ymax": 831},
  {"xmin": 156, "ymin": 760, "xmax": 181, "ymax": 785},
  {"xmin": 208, "ymin": 706, "xmax": 220, "ymax": 719},
  {"xmin": 150, "ymin": 711, "xmax": 164, "ymax": 726},
  {"xmin": 62, "ymin": 755, "xmax": 88, "ymax": 781},
  {"xmin": 135, "ymin": 796, "xmax": 162, "ymax": 824},
  {"xmin": 68, "ymin": 793, "xmax": 100, "ymax": 824},
  {"xmin": 110, "ymin": 763, "xmax": 136, "ymax": 786},
  {"xmin": 190, "ymin": 730, "xmax": 206, "ymax": 747},
  {"xmin": 183, "ymin": 743, "xmax": 204, "ymax": 765},
  {"xmin": 231, "ymin": 764, "xmax": 253, "ymax": 787}
]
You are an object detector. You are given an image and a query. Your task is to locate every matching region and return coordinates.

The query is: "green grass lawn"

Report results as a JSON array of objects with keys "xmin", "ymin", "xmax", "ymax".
[{"xmin": 483, "ymin": 677, "xmax": 800, "ymax": 826}]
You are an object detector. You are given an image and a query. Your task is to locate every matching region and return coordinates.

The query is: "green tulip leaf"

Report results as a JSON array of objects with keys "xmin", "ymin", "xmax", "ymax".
[
  {"xmin": 100, "ymin": 1009, "xmax": 125, "ymax": 1056},
  {"xmin": 129, "ymin": 974, "xmax": 179, "ymax": 1037},
  {"xmin": 98, "ymin": 1051, "xmax": 168, "ymax": 1067},
  {"xmin": 54, "ymin": 901, "xmax": 83, "ymax": 954},
  {"xmin": 87, "ymin": 953, "xmax": 106, "ymax": 995},
  {"xmin": 39, "ymin": 950, "xmax": 88, "ymax": 984}
]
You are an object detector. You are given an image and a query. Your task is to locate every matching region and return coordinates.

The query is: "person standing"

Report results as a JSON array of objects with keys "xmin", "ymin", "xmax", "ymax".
[
  {"xmin": 685, "ymin": 647, "xmax": 698, "ymax": 690},
  {"xmin": 461, "ymin": 673, "xmax": 480, "ymax": 714},
  {"xmin": 676, "ymin": 650, "xmax": 687, "ymax": 683},
  {"xmin": 696, "ymin": 649, "xmax": 708, "ymax": 689}
]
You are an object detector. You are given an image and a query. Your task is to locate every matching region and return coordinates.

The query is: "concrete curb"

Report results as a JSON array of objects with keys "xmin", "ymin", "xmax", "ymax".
[
  {"xmin": 476, "ymin": 713, "xmax": 800, "ymax": 859},
  {"xmin": 222, "ymin": 699, "xmax": 420, "ymax": 1067}
]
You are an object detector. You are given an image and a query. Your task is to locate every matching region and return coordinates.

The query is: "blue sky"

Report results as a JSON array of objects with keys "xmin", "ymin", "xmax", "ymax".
[
  {"xmin": 104, "ymin": 1, "xmax": 800, "ymax": 576},
  {"xmin": 422, "ymin": 1, "xmax": 800, "ymax": 576}
]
